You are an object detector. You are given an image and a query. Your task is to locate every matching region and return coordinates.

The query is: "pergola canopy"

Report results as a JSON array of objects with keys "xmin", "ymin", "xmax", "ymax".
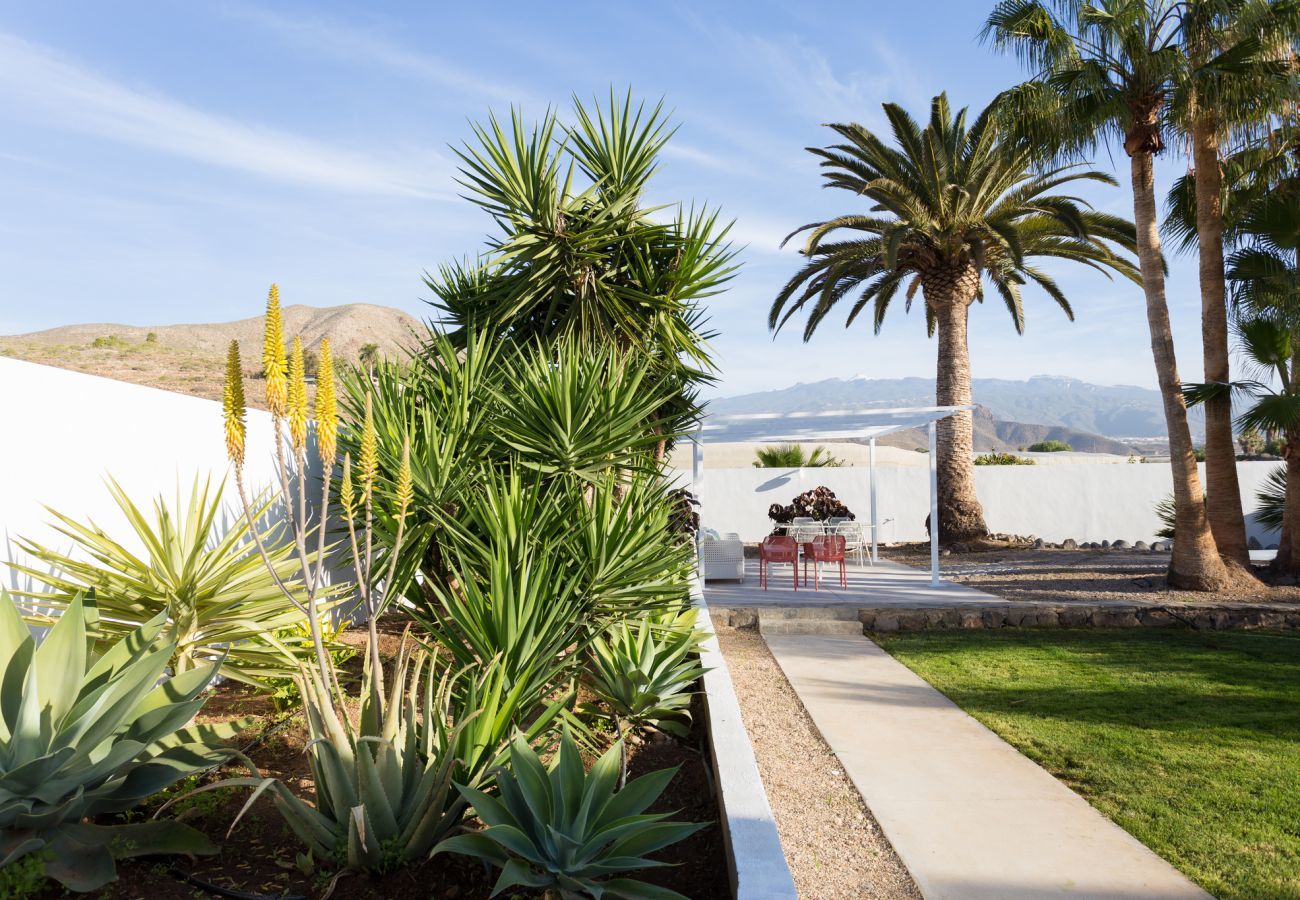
[
  {"xmin": 697, "ymin": 405, "xmax": 972, "ymax": 444},
  {"xmin": 692, "ymin": 405, "xmax": 973, "ymax": 586}
]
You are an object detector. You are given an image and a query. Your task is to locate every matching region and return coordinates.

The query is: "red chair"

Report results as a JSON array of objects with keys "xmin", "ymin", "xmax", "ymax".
[
  {"xmin": 804, "ymin": 534, "xmax": 848, "ymax": 590},
  {"xmin": 759, "ymin": 535, "xmax": 799, "ymax": 591}
]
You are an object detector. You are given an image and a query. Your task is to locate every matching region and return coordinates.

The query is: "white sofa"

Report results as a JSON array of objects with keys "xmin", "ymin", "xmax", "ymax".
[{"xmin": 699, "ymin": 531, "xmax": 745, "ymax": 582}]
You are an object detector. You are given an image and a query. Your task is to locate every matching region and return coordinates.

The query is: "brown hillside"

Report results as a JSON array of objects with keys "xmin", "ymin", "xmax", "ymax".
[{"xmin": 0, "ymin": 304, "xmax": 424, "ymax": 407}]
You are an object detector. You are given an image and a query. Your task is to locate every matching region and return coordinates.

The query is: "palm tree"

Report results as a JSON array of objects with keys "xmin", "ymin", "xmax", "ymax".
[
  {"xmin": 358, "ymin": 342, "xmax": 380, "ymax": 372},
  {"xmin": 984, "ymin": 0, "xmax": 1238, "ymax": 590},
  {"xmin": 753, "ymin": 443, "xmax": 844, "ymax": 468},
  {"xmin": 770, "ymin": 93, "xmax": 1138, "ymax": 544},
  {"xmin": 1227, "ymin": 180, "xmax": 1300, "ymax": 569},
  {"xmin": 1165, "ymin": 0, "xmax": 1299, "ymax": 564}
]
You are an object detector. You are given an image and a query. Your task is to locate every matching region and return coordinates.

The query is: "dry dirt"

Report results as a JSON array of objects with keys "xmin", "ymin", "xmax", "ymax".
[
  {"xmin": 0, "ymin": 303, "xmax": 421, "ymax": 408},
  {"xmin": 715, "ymin": 627, "xmax": 920, "ymax": 900}
]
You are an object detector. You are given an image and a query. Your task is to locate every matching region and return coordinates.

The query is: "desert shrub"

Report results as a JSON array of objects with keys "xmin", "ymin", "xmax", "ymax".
[
  {"xmin": 974, "ymin": 452, "xmax": 1035, "ymax": 465},
  {"xmin": 90, "ymin": 335, "xmax": 127, "ymax": 349},
  {"xmin": 753, "ymin": 443, "xmax": 843, "ymax": 467},
  {"xmin": 768, "ymin": 485, "xmax": 855, "ymax": 524},
  {"xmin": 1027, "ymin": 440, "xmax": 1071, "ymax": 452},
  {"xmin": 145, "ymin": 331, "xmax": 158, "ymax": 343},
  {"xmin": 11, "ymin": 477, "xmax": 335, "ymax": 688}
]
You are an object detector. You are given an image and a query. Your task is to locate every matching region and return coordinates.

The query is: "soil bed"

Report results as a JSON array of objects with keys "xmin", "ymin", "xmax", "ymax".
[{"xmin": 38, "ymin": 630, "xmax": 728, "ymax": 899}]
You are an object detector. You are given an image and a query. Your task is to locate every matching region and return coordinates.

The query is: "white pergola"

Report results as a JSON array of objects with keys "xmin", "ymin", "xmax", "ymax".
[{"xmin": 691, "ymin": 405, "xmax": 972, "ymax": 586}]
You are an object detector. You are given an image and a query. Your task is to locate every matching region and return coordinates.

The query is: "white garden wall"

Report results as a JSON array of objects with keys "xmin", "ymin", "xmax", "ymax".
[
  {"xmin": 684, "ymin": 459, "xmax": 1282, "ymax": 546},
  {"xmin": 0, "ymin": 358, "xmax": 303, "ymax": 587}
]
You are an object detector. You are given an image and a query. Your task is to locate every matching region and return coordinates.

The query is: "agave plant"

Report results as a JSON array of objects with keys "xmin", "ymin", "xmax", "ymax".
[
  {"xmin": 258, "ymin": 639, "xmax": 472, "ymax": 873},
  {"xmin": 11, "ymin": 476, "xmax": 335, "ymax": 688},
  {"xmin": 436, "ymin": 731, "xmax": 703, "ymax": 900},
  {"xmin": 0, "ymin": 592, "xmax": 246, "ymax": 892},
  {"xmin": 584, "ymin": 607, "xmax": 707, "ymax": 741}
]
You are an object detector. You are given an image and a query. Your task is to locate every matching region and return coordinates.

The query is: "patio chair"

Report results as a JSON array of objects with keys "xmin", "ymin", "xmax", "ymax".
[
  {"xmin": 831, "ymin": 520, "xmax": 870, "ymax": 567},
  {"xmin": 759, "ymin": 535, "xmax": 799, "ymax": 591},
  {"xmin": 804, "ymin": 534, "xmax": 848, "ymax": 590},
  {"xmin": 699, "ymin": 532, "xmax": 745, "ymax": 582}
]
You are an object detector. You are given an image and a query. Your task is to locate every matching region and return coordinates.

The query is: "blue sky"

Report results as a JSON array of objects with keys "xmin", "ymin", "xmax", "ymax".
[{"xmin": 0, "ymin": 1, "xmax": 1207, "ymax": 397}]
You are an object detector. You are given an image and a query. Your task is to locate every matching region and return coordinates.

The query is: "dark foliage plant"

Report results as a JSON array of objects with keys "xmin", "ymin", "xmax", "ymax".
[{"xmin": 767, "ymin": 486, "xmax": 855, "ymax": 525}]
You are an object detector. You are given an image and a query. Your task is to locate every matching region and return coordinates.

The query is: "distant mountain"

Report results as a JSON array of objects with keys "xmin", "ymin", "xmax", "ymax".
[
  {"xmin": 0, "ymin": 304, "xmax": 423, "ymax": 407},
  {"xmin": 869, "ymin": 405, "xmax": 1141, "ymax": 454},
  {"xmin": 709, "ymin": 374, "xmax": 1187, "ymax": 440}
]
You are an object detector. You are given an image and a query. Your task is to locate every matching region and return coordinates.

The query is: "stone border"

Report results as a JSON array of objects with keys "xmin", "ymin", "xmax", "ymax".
[
  {"xmin": 717, "ymin": 603, "xmax": 1300, "ymax": 632},
  {"xmin": 693, "ymin": 579, "xmax": 799, "ymax": 899}
]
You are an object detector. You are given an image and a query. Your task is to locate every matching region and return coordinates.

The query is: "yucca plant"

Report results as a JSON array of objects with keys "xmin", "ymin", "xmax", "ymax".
[
  {"xmin": 11, "ymin": 476, "xmax": 334, "ymax": 688},
  {"xmin": 0, "ymin": 592, "xmax": 246, "ymax": 892},
  {"xmin": 584, "ymin": 607, "xmax": 707, "ymax": 742},
  {"xmin": 436, "ymin": 731, "xmax": 703, "ymax": 900}
]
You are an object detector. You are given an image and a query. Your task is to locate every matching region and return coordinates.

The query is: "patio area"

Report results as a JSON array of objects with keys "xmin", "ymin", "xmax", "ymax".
[{"xmin": 704, "ymin": 558, "xmax": 1002, "ymax": 608}]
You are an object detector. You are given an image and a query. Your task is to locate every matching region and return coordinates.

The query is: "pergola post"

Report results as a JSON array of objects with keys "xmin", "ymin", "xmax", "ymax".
[
  {"xmin": 928, "ymin": 420, "xmax": 939, "ymax": 586},
  {"xmin": 869, "ymin": 437, "xmax": 879, "ymax": 563},
  {"xmin": 692, "ymin": 433, "xmax": 704, "ymax": 535}
]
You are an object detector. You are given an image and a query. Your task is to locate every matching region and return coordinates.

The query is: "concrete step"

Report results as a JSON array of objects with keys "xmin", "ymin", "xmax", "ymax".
[
  {"xmin": 759, "ymin": 618, "xmax": 865, "ymax": 636},
  {"xmin": 760, "ymin": 606, "xmax": 864, "ymax": 621}
]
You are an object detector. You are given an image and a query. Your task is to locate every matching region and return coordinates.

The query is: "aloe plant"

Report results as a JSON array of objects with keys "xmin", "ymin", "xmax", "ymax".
[
  {"xmin": 11, "ymin": 476, "xmax": 336, "ymax": 688},
  {"xmin": 584, "ymin": 607, "xmax": 707, "ymax": 740},
  {"xmin": 0, "ymin": 592, "xmax": 245, "ymax": 892},
  {"xmin": 436, "ymin": 731, "xmax": 703, "ymax": 900}
]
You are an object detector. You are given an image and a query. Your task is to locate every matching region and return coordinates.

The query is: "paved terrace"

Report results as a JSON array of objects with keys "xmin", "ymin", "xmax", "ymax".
[{"xmin": 705, "ymin": 558, "xmax": 1006, "ymax": 608}]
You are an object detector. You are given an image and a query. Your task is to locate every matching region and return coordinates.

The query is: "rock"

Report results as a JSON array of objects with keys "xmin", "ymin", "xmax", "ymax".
[
  {"xmin": 1086, "ymin": 541, "xmax": 1100, "ymax": 550},
  {"xmin": 1133, "ymin": 541, "xmax": 1148, "ymax": 550},
  {"xmin": 940, "ymin": 548, "xmax": 952, "ymax": 557},
  {"xmin": 1112, "ymin": 539, "xmax": 1129, "ymax": 549},
  {"xmin": 1033, "ymin": 538, "xmax": 1045, "ymax": 549},
  {"xmin": 1059, "ymin": 606, "xmax": 1092, "ymax": 627},
  {"xmin": 1101, "ymin": 539, "xmax": 1111, "ymax": 549},
  {"xmin": 1248, "ymin": 536, "xmax": 1262, "ymax": 550},
  {"xmin": 873, "ymin": 613, "xmax": 900, "ymax": 632},
  {"xmin": 1062, "ymin": 538, "xmax": 1078, "ymax": 550}
]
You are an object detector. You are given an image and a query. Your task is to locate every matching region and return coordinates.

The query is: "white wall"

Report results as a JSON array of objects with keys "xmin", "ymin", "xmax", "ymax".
[
  {"xmin": 687, "ymin": 459, "xmax": 1282, "ymax": 546},
  {"xmin": 0, "ymin": 358, "xmax": 306, "ymax": 588}
]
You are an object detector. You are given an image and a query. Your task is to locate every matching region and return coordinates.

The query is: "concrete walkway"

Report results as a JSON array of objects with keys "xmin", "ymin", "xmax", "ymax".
[{"xmin": 764, "ymin": 633, "xmax": 1210, "ymax": 899}]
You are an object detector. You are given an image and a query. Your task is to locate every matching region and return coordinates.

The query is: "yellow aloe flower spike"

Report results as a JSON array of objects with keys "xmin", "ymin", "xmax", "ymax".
[
  {"xmin": 222, "ymin": 340, "xmax": 247, "ymax": 466},
  {"xmin": 262, "ymin": 284, "xmax": 287, "ymax": 417},
  {"xmin": 315, "ymin": 339, "xmax": 337, "ymax": 466},
  {"xmin": 359, "ymin": 393, "xmax": 378, "ymax": 502},
  {"xmin": 396, "ymin": 436, "xmax": 413, "ymax": 521},
  {"xmin": 287, "ymin": 336, "xmax": 308, "ymax": 452},
  {"xmin": 340, "ymin": 453, "xmax": 356, "ymax": 519}
]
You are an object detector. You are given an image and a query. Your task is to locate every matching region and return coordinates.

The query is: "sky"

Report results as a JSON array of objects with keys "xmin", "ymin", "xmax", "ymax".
[{"xmin": 0, "ymin": 1, "xmax": 1211, "ymax": 398}]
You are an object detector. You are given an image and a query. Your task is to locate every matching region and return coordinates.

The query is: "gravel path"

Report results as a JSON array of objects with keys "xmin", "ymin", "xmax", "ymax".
[
  {"xmin": 888, "ymin": 546, "xmax": 1300, "ymax": 606},
  {"xmin": 716, "ymin": 627, "xmax": 920, "ymax": 899}
]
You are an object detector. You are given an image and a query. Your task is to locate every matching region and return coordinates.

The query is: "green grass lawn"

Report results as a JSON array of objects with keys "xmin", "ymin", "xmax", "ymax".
[{"xmin": 873, "ymin": 628, "xmax": 1300, "ymax": 899}]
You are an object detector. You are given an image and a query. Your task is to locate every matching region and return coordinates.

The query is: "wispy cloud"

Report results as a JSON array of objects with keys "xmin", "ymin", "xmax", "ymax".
[
  {"xmin": 0, "ymin": 32, "xmax": 453, "ymax": 199},
  {"xmin": 227, "ymin": 5, "xmax": 540, "ymax": 109}
]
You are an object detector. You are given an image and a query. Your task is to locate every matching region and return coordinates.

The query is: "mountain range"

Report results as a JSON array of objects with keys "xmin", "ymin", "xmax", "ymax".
[
  {"xmin": 709, "ymin": 375, "xmax": 1193, "ymax": 449},
  {"xmin": 0, "ymin": 304, "xmax": 422, "ymax": 407}
]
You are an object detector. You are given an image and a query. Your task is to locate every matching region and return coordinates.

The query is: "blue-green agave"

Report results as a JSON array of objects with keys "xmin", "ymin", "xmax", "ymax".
[
  {"xmin": 436, "ymin": 731, "xmax": 704, "ymax": 899},
  {"xmin": 584, "ymin": 607, "xmax": 708, "ymax": 738},
  {"xmin": 0, "ymin": 591, "xmax": 246, "ymax": 892}
]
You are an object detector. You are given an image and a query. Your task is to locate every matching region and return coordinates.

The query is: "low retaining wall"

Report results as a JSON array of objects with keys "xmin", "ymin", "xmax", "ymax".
[
  {"xmin": 718, "ymin": 603, "xmax": 1300, "ymax": 632},
  {"xmin": 693, "ymin": 587, "xmax": 798, "ymax": 899}
]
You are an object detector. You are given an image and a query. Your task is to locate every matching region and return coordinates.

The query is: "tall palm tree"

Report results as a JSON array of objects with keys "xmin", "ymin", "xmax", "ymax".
[
  {"xmin": 1228, "ymin": 181, "xmax": 1300, "ymax": 568},
  {"xmin": 985, "ymin": 0, "xmax": 1238, "ymax": 590},
  {"xmin": 358, "ymin": 342, "xmax": 380, "ymax": 373},
  {"xmin": 1168, "ymin": 0, "xmax": 1299, "ymax": 564},
  {"xmin": 770, "ymin": 93, "xmax": 1138, "ymax": 544}
]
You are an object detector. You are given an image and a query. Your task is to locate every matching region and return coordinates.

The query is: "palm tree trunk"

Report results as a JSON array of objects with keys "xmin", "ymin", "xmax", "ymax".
[
  {"xmin": 1193, "ymin": 115, "xmax": 1249, "ymax": 565},
  {"xmin": 931, "ymin": 287, "xmax": 988, "ymax": 544},
  {"xmin": 1281, "ymin": 446, "xmax": 1300, "ymax": 576},
  {"xmin": 1130, "ymin": 152, "xmax": 1231, "ymax": 591}
]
